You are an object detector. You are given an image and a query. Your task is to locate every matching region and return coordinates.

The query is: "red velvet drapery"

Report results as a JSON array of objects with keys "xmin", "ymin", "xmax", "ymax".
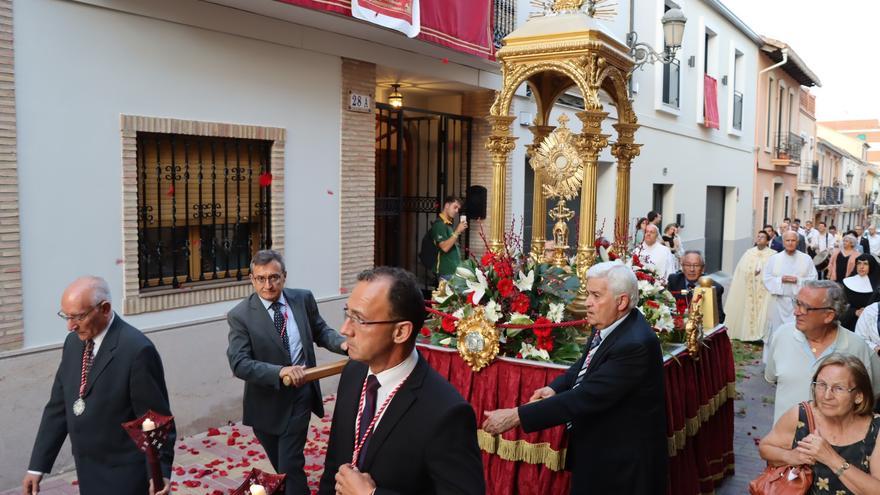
[{"xmin": 418, "ymin": 328, "xmax": 735, "ymax": 494}]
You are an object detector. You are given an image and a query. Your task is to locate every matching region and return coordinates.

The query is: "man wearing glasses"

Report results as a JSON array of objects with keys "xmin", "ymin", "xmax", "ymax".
[
  {"xmin": 24, "ymin": 276, "xmax": 174, "ymax": 495},
  {"xmin": 666, "ymin": 250, "xmax": 725, "ymax": 323},
  {"xmin": 764, "ymin": 280, "xmax": 880, "ymax": 424},
  {"xmin": 227, "ymin": 250, "xmax": 347, "ymax": 495},
  {"xmin": 319, "ymin": 266, "xmax": 484, "ymax": 495}
]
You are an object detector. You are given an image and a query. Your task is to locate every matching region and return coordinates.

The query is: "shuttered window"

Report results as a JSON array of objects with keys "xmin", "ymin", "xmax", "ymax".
[{"xmin": 136, "ymin": 133, "xmax": 272, "ymax": 290}]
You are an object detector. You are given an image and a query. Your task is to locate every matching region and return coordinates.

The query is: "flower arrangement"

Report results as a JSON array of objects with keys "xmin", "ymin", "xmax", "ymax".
[
  {"xmin": 628, "ymin": 250, "xmax": 677, "ymax": 334},
  {"xmin": 424, "ymin": 228, "xmax": 584, "ymax": 364}
]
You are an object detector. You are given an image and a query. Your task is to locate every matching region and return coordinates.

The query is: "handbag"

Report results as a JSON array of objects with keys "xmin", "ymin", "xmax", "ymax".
[{"xmin": 748, "ymin": 401, "xmax": 815, "ymax": 495}]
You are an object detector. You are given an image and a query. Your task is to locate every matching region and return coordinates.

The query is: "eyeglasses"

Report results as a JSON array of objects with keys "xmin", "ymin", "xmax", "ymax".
[
  {"xmin": 812, "ymin": 381, "xmax": 856, "ymax": 396},
  {"xmin": 793, "ymin": 299, "xmax": 833, "ymax": 312},
  {"xmin": 57, "ymin": 302, "xmax": 104, "ymax": 322},
  {"xmin": 251, "ymin": 273, "xmax": 284, "ymax": 285},
  {"xmin": 343, "ymin": 308, "xmax": 405, "ymax": 327}
]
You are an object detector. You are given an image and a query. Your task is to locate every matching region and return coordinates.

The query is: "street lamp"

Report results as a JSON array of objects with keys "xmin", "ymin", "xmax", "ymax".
[
  {"xmin": 625, "ymin": 8, "xmax": 687, "ymax": 72},
  {"xmin": 846, "ymin": 169, "xmax": 854, "ymax": 187}
]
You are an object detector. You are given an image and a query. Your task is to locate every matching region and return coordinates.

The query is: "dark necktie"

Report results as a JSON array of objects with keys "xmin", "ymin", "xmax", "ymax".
[
  {"xmin": 357, "ymin": 374, "xmax": 382, "ymax": 468},
  {"xmin": 269, "ymin": 301, "xmax": 292, "ymax": 362}
]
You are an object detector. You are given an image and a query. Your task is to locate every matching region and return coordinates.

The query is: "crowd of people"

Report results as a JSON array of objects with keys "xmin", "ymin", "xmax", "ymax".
[{"xmin": 724, "ymin": 219, "xmax": 880, "ymax": 493}]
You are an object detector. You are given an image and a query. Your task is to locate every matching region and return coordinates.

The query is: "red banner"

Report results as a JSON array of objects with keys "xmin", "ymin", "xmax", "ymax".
[
  {"xmin": 703, "ymin": 74, "xmax": 720, "ymax": 129},
  {"xmin": 276, "ymin": 0, "xmax": 494, "ymax": 59}
]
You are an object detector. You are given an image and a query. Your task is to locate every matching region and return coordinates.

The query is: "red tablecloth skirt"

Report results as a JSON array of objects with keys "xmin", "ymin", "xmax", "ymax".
[{"xmin": 418, "ymin": 327, "xmax": 735, "ymax": 495}]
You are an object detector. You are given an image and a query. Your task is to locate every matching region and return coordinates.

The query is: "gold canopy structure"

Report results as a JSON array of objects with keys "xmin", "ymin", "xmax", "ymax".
[{"xmin": 486, "ymin": 0, "xmax": 642, "ymax": 314}]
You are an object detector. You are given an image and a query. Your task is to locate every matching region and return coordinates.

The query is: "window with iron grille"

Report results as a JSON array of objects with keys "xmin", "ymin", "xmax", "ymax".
[{"xmin": 136, "ymin": 133, "xmax": 272, "ymax": 290}]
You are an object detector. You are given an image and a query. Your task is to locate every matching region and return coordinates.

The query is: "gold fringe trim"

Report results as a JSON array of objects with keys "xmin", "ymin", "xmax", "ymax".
[
  {"xmin": 477, "ymin": 429, "xmax": 567, "ymax": 471},
  {"xmin": 667, "ymin": 381, "xmax": 736, "ymax": 457}
]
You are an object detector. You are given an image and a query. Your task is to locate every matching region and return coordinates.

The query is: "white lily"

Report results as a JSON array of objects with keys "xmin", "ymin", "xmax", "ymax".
[
  {"xmin": 484, "ymin": 299, "xmax": 501, "ymax": 323},
  {"xmin": 547, "ymin": 302, "xmax": 565, "ymax": 323},
  {"xmin": 455, "ymin": 265, "xmax": 476, "ymax": 281},
  {"xmin": 514, "ymin": 270, "xmax": 535, "ymax": 292},
  {"xmin": 463, "ymin": 268, "xmax": 488, "ymax": 305},
  {"xmin": 519, "ymin": 342, "xmax": 550, "ymax": 361}
]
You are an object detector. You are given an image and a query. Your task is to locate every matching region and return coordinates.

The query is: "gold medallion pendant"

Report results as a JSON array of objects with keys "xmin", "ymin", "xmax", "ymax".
[
  {"xmin": 456, "ymin": 306, "xmax": 500, "ymax": 372},
  {"xmin": 73, "ymin": 398, "xmax": 86, "ymax": 416}
]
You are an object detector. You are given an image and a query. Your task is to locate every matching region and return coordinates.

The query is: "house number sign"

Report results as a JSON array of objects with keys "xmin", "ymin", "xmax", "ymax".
[{"xmin": 348, "ymin": 91, "xmax": 373, "ymax": 113}]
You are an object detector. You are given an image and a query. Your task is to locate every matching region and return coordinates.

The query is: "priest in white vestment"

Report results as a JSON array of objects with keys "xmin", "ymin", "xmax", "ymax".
[
  {"xmin": 638, "ymin": 223, "xmax": 674, "ymax": 281},
  {"xmin": 726, "ymin": 231, "xmax": 775, "ymax": 341},
  {"xmin": 762, "ymin": 230, "xmax": 817, "ymax": 361}
]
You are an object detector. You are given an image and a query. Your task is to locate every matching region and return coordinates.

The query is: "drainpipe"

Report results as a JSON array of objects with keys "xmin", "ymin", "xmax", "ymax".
[{"xmin": 759, "ymin": 48, "xmax": 788, "ymax": 75}]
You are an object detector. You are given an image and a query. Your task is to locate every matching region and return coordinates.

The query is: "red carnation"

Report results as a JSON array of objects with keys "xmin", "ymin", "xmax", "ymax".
[
  {"xmin": 420, "ymin": 327, "xmax": 431, "ymax": 337},
  {"xmin": 645, "ymin": 300, "xmax": 659, "ymax": 309},
  {"xmin": 497, "ymin": 278, "xmax": 515, "ymax": 298},
  {"xmin": 494, "ymin": 260, "xmax": 513, "ymax": 279},
  {"xmin": 536, "ymin": 336, "xmax": 554, "ymax": 352},
  {"xmin": 511, "ymin": 293, "xmax": 531, "ymax": 314},
  {"xmin": 675, "ymin": 298, "xmax": 688, "ymax": 316},
  {"xmin": 481, "ymin": 251, "xmax": 495, "ymax": 267},
  {"xmin": 533, "ymin": 317, "xmax": 553, "ymax": 338},
  {"xmin": 441, "ymin": 316, "xmax": 457, "ymax": 334}
]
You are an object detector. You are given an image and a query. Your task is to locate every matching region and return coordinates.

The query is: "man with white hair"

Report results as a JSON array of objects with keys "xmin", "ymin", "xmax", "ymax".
[
  {"xmin": 24, "ymin": 276, "xmax": 174, "ymax": 495},
  {"xmin": 762, "ymin": 230, "xmax": 818, "ymax": 361},
  {"xmin": 638, "ymin": 223, "xmax": 675, "ymax": 281},
  {"xmin": 482, "ymin": 262, "xmax": 667, "ymax": 494}
]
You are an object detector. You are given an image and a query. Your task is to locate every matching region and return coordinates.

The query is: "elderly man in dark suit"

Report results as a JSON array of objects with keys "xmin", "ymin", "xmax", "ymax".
[
  {"xmin": 319, "ymin": 266, "xmax": 484, "ymax": 495},
  {"xmin": 227, "ymin": 250, "xmax": 347, "ymax": 495},
  {"xmin": 667, "ymin": 250, "xmax": 726, "ymax": 323},
  {"xmin": 23, "ymin": 276, "xmax": 175, "ymax": 495},
  {"xmin": 483, "ymin": 261, "xmax": 667, "ymax": 494}
]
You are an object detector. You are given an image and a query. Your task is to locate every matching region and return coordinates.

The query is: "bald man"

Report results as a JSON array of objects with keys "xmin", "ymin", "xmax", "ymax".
[
  {"xmin": 24, "ymin": 277, "xmax": 175, "ymax": 495},
  {"xmin": 638, "ymin": 224, "xmax": 675, "ymax": 281},
  {"xmin": 762, "ymin": 231, "xmax": 818, "ymax": 361}
]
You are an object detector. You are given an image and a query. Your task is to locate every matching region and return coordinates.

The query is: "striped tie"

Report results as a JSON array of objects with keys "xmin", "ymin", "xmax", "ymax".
[{"xmin": 567, "ymin": 331, "xmax": 602, "ymax": 429}]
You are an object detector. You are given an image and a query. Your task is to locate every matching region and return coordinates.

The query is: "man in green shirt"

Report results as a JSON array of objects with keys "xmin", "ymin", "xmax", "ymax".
[{"xmin": 431, "ymin": 196, "xmax": 468, "ymax": 279}]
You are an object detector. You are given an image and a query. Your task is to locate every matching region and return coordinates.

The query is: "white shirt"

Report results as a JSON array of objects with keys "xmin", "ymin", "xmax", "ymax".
[
  {"xmin": 259, "ymin": 293, "xmax": 303, "ymax": 364},
  {"xmin": 815, "ymin": 231, "xmax": 836, "ymax": 252},
  {"xmin": 639, "ymin": 241, "xmax": 674, "ymax": 281},
  {"xmin": 868, "ymin": 233, "xmax": 880, "ymax": 256},
  {"xmin": 765, "ymin": 323, "xmax": 880, "ymax": 424},
  {"xmin": 855, "ymin": 302, "xmax": 880, "ymax": 352},
  {"xmin": 367, "ymin": 347, "xmax": 419, "ymax": 428}
]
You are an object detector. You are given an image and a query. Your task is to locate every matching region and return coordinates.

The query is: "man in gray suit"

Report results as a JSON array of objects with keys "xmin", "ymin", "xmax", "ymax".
[{"xmin": 227, "ymin": 250, "xmax": 347, "ymax": 495}]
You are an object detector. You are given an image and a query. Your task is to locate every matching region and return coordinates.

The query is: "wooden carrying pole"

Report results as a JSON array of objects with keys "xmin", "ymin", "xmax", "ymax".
[{"xmin": 282, "ymin": 359, "xmax": 349, "ymax": 387}]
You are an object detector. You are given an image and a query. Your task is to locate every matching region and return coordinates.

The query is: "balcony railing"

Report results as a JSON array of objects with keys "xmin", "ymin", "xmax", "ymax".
[
  {"xmin": 819, "ymin": 186, "xmax": 844, "ymax": 206},
  {"xmin": 812, "ymin": 161, "xmax": 819, "ymax": 182},
  {"xmin": 732, "ymin": 91, "xmax": 743, "ymax": 130},
  {"xmin": 774, "ymin": 132, "xmax": 804, "ymax": 164},
  {"xmin": 798, "ymin": 163, "xmax": 818, "ymax": 186},
  {"xmin": 493, "ymin": 0, "xmax": 516, "ymax": 49}
]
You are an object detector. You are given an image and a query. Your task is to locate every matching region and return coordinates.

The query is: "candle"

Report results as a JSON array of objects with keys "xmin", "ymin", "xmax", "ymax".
[
  {"xmin": 142, "ymin": 418, "xmax": 157, "ymax": 432},
  {"xmin": 249, "ymin": 484, "xmax": 267, "ymax": 495}
]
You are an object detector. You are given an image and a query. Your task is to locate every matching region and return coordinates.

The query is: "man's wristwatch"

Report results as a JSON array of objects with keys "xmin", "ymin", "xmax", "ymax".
[{"xmin": 834, "ymin": 461, "xmax": 850, "ymax": 477}]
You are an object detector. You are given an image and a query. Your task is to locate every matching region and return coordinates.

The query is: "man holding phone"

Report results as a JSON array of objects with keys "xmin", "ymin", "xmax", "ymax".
[{"xmin": 431, "ymin": 196, "xmax": 468, "ymax": 279}]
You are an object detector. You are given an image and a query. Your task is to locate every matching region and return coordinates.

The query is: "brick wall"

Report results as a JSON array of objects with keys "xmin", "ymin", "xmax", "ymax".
[
  {"xmin": 0, "ymin": 0, "xmax": 22, "ymax": 351},
  {"xmin": 339, "ymin": 59, "xmax": 376, "ymax": 291},
  {"xmin": 462, "ymin": 90, "xmax": 512, "ymax": 259}
]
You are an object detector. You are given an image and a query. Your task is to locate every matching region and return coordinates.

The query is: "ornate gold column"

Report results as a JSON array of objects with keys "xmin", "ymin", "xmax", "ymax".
[
  {"xmin": 610, "ymin": 122, "xmax": 641, "ymax": 255},
  {"xmin": 485, "ymin": 115, "xmax": 517, "ymax": 253},
  {"xmin": 570, "ymin": 108, "xmax": 609, "ymax": 315},
  {"xmin": 526, "ymin": 125, "xmax": 555, "ymax": 261}
]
